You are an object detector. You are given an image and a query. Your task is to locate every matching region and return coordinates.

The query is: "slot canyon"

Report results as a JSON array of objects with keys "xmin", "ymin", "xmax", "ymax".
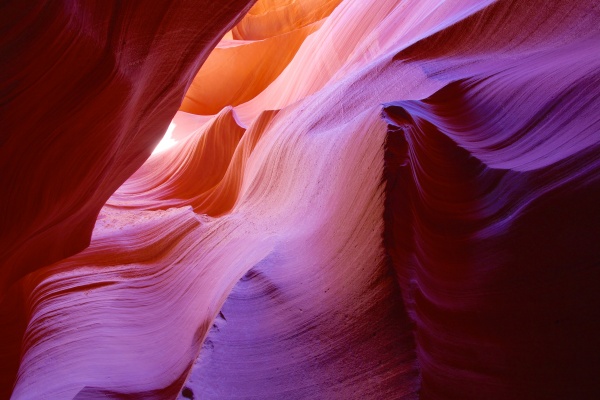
[{"xmin": 1, "ymin": 0, "xmax": 599, "ymax": 399}]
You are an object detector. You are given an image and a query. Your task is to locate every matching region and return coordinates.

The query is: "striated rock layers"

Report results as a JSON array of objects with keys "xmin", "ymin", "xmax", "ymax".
[{"xmin": 2, "ymin": 0, "xmax": 600, "ymax": 399}]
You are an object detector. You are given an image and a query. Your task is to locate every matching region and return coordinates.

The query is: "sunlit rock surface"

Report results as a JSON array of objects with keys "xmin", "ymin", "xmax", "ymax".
[
  {"xmin": 2, "ymin": 0, "xmax": 600, "ymax": 399},
  {"xmin": 0, "ymin": 0, "xmax": 257, "ymax": 396},
  {"xmin": 0, "ymin": 0, "xmax": 255, "ymax": 293}
]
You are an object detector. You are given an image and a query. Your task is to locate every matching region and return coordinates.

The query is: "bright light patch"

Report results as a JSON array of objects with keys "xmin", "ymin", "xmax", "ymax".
[{"xmin": 152, "ymin": 122, "xmax": 177, "ymax": 155}]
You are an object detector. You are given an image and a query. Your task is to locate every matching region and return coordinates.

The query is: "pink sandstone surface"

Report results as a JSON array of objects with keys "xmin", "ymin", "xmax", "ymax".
[{"xmin": 1, "ymin": 0, "xmax": 599, "ymax": 399}]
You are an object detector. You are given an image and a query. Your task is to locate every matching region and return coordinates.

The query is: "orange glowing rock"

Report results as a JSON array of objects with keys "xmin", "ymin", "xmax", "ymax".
[{"xmin": 2, "ymin": 0, "xmax": 600, "ymax": 399}]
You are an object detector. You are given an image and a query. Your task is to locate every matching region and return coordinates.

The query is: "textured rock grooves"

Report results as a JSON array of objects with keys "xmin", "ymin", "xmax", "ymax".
[
  {"xmin": 0, "ymin": 0, "xmax": 257, "ymax": 396},
  {"xmin": 183, "ymin": 233, "xmax": 418, "ymax": 399},
  {"xmin": 0, "ymin": 0, "xmax": 257, "ymax": 292},
  {"xmin": 382, "ymin": 97, "xmax": 600, "ymax": 399},
  {"xmin": 2, "ymin": 0, "xmax": 600, "ymax": 399}
]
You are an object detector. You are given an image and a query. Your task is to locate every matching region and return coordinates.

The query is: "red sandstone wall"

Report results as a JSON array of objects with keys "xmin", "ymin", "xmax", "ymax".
[{"xmin": 2, "ymin": 1, "xmax": 599, "ymax": 399}]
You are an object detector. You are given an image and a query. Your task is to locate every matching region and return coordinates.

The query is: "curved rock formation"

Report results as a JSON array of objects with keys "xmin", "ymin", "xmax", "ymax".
[
  {"xmin": 2, "ymin": 0, "xmax": 600, "ymax": 399},
  {"xmin": 180, "ymin": 23, "xmax": 322, "ymax": 115},
  {"xmin": 0, "ymin": 0, "xmax": 257, "ymax": 395},
  {"xmin": 0, "ymin": 0, "xmax": 256, "ymax": 294}
]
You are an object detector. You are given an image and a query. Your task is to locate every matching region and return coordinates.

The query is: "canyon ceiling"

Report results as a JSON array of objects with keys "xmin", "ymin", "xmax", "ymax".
[{"xmin": 1, "ymin": 0, "xmax": 599, "ymax": 399}]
